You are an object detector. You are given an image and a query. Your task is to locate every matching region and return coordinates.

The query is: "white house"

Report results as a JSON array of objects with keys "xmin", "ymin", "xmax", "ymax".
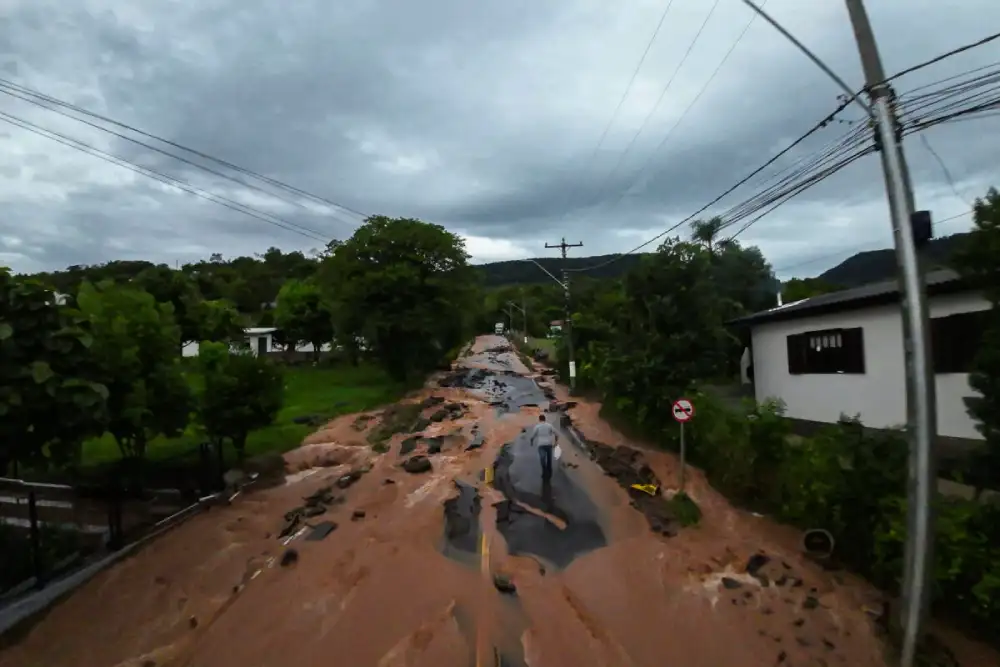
[
  {"xmin": 731, "ymin": 269, "xmax": 990, "ymax": 443},
  {"xmin": 181, "ymin": 328, "xmax": 338, "ymax": 357},
  {"xmin": 182, "ymin": 327, "xmax": 280, "ymax": 357}
]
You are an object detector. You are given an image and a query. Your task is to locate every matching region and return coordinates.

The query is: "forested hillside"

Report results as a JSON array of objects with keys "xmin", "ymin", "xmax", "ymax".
[
  {"xmin": 816, "ymin": 231, "xmax": 970, "ymax": 287},
  {"xmin": 474, "ymin": 253, "xmax": 646, "ymax": 287}
]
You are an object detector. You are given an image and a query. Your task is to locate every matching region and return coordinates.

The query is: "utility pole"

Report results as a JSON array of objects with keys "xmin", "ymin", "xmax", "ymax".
[
  {"xmin": 845, "ymin": 1, "xmax": 936, "ymax": 664},
  {"xmin": 522, "ymin": 289, "xmax": 528, "ymax": 345},
  {"xmin": 544, "ymin": 237, "xmax": 583, "ymax": 392}
]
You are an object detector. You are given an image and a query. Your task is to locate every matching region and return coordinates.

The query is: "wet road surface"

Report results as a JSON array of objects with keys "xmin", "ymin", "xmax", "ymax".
[
  {"xmin": 3, "ymin": 335, "xmax": 998, "ymax": 667},
  {"xmin": 492, "ymin": 431, "xmax": 607, "ymax": 570}
]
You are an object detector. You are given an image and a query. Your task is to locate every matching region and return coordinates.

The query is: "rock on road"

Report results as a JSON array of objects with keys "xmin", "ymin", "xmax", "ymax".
[{"xmin": 1, "ymin": 335, "xmax": 994, "ymax": 667}]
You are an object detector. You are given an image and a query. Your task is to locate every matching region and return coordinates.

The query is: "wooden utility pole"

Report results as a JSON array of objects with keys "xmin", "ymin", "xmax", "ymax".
[{"xmin": 544, "ymin": 238, "xmax": 583, "ymax": 391}]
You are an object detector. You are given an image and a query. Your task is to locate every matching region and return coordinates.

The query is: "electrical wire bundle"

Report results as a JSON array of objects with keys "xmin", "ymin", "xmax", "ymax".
[
  {"xmin": 897, "ymin": 61, "xmax": 1000, "ymax": 132},
  {"xmin": 0, "ymin": 77, "xmax": 365, "ymax": 244}
]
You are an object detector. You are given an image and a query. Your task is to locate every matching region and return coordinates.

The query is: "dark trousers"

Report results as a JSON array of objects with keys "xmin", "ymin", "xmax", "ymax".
[{"xmin": 538, "ymin": 445, "xmax": 554, "ymax": 480}]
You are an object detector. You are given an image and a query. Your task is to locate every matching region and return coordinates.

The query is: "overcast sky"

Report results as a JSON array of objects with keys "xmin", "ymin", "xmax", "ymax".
[{"xmin": 1, "ymin": 0, "xmax": 998, "ymax": 280}]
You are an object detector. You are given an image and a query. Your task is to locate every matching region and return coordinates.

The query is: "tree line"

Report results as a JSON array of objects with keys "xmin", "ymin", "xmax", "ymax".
[{"xmin": 1, "ymin": 215, "xmax": 478, "ymax": 478}]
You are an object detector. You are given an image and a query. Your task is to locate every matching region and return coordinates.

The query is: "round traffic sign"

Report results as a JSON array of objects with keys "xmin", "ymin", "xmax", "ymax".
[{"xmin": 672, "ymin": 398, "xmax": 695, "ymax": 423}]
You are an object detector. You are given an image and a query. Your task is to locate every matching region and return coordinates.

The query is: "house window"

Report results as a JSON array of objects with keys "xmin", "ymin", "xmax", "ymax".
[
  {"xmin": 931, "ymin": 310, "xmax": 989, "ymax": 374},
  {"xmin": 786, "ymin": 327, "xmax": 865, "ymax": 375}
]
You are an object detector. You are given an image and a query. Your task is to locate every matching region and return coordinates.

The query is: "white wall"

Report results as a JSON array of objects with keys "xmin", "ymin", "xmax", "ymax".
[{"xmin": 751, "ymin": 291, "xmax": 990, "ymax": 440}]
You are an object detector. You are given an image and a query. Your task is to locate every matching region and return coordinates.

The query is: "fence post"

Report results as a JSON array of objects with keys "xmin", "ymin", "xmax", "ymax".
[{"xmin": 27, "ymin": 489, "xmax": 43, "ymax": 588}]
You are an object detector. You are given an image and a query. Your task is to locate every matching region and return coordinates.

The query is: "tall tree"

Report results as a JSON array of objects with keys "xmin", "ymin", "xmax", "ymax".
[
  {"xmin": 690, "ymin": 217, "xmax": 725, "ymax": 254},
  {"xmin": 953, "ymin": 187, "xmax": 1000, "ymax": 492},
  {"xmin": 194, "ymin": 298, "xmax": 245, "ymax": 343},
  {"xmin": 77, "ymin": 282, "xmax": 192, "ymax": 463},
  {"xmin": 594, "ymin": 239, "xmax": 733, "ymax": 429},
  {"xmin": 273, "ymin": 279, "xmax": 334, "ymax": 361},
  {"xmin": 135, "ymin": 265, "xmax": 203, "ymax": 345},
  {"xmin": 197, "ymin": 342, "xmax": 284, "ymax": 462},
  {"xmin": 318, "ymin": 215, "xmax": 477, "ymax": 379},
  {"xmin": 0, "ymin": 270, "xmax": 108, "ymax": 473}
]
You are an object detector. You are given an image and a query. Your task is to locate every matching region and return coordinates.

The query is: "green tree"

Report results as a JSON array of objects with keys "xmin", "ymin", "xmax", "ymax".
[
  {"xmin": 77, "ymin": 281, "xmax": 192, "ymax": 462},
  {"xmin": 782, "ymin": 277, "xmax": 842, "ymax": 303},
  {"xmin": 690, "ymin": 217, "xmax": 725, "ymax": 254},
  {"xmin": 0, "ymin": 270, "xmax": 108, "ymax": 473},
  {"xmin": 318, "ymin": 215, "xmax": 477, "ymax": 379},
  {"xmin": 273, "ymin": 279, "xmax": 334, "ymax": 361},
  {"xmin": 135, "ymin": 265, "xmax": 203, "ymax": 345},
  {"xmin": 594, "ymin": 239, "xmax": 733, "ymax": 430},
  {"xmin": 954, "ymin": 187, "xmax": 1000, "ymax": 493},
  {"xmin": 197, "ymin": 342, "xmax": 284, "ymax": 462},
  {"xmin": 194, "ymin": 298, "xmax": 245, "ymax": 343}
]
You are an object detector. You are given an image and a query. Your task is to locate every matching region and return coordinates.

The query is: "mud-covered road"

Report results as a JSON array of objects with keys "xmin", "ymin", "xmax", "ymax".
[{"xmin": 1, "ymin": 336, "xmax": 995, "ymax": 667}]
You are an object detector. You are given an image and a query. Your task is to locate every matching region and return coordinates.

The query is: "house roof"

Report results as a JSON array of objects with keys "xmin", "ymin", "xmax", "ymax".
[{"xmin": 728, "ymin": 268, "xmax": 970, "ymax": 327}]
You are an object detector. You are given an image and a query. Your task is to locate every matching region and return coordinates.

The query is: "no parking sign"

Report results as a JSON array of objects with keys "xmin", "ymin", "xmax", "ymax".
[{"xmin": 672, "ymin": 398, "xmax": 694, "ymax": 492}]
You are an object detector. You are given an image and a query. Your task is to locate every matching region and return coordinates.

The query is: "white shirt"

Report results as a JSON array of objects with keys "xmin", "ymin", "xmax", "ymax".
[{"xmin": 530, "ymin": 421, "xmax": 557, "ymax": 448}]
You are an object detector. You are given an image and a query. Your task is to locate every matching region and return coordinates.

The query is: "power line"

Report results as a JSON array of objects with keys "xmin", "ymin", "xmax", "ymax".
[
  {"xmin": 0, "ymin": 84, "xmax": 361, "ymax": 232},
  {"xmin": 0, "ymin": 77, "xmax": 368, "ymax": 221},
  {"xmin": 569, "ymin": 95, "xmax": 857, "ymax": 273},
  {"xmin": 569, "ymin": 0, "xmax": 679, "ymax": 200},
  {"xmin": 594, "ymin": 0, "xmax": 766, "ymax": 223},
  {"xmin": 918, "ymin": 134, "xmax": 974, "ymax": 207},
  {"xmin": 0, "ymin": 110, "xmax": 331, "ymax": 243},
  {"xmin": 884, "ymin": 29, "xmax": 1000, "ymax": 85},
  {"xmin": 586, "ymin": 0, "xmax": 723, "ymax": 211}
]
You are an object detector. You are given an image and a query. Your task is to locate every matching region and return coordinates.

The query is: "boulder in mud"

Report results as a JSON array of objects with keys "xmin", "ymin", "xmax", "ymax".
[
  {"xmin": 403, "ymin": 455, "xmax": 432, "ymax": 474},
  {"xmin": 399, "ymin": 435, "xmax": 420, "ymax": 456}
]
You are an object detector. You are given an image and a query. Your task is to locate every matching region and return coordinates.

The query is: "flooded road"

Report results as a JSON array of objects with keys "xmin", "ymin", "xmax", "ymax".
[{"xmin": 2, "ymin": 335, "xmax": 996, "ymax": 667}]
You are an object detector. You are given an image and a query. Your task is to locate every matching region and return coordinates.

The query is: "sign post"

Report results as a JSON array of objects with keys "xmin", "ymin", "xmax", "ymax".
[{"xmin": 671, "ymin": 398, "xmax": 695, "ymax": 493}]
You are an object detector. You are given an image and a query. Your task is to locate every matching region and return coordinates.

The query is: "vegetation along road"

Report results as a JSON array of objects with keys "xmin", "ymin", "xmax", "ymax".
[
  {"xmin": 0, "ymin": 337, "xmax": 948, "ymax": 667},
  {"xmin": 3, "ymin": 206, "xmax": 999, "ymax": 666}
]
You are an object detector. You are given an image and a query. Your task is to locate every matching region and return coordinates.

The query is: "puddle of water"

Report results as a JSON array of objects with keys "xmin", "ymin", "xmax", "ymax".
[
  {"xmin": 492, "ymin": 437, "xmax": 607, "ymax": 571},
  {"xmin": 441, "ymin": 481, "xmax": 481, "ymax": 563}
]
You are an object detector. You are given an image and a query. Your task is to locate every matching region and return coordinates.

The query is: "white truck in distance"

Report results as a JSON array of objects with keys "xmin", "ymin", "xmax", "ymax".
[{"xmin": 494, "ymin": 322, "xmax": 504, "ymax": 335}]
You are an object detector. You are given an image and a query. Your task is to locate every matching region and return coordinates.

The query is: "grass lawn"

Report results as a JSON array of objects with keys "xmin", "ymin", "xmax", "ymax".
[{"xmin": 81, "ymin": 364, "xmax": 410, "ymax": 466}]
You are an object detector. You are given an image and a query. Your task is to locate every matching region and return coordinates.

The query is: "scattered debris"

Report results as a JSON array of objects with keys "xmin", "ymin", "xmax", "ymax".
[
  {"xmin": 336, "ymin": 471, "xmax": 362, "ymax": 489},
  {"xmin": 722, "ymin": 577, "xmax": 743, "ymax": 590},
  {"xmin": 400, "ymin": 436, "xmax": 419, "ymax": 456},
  {"xmin": 466, "ymin": 426, "xmax": 485, "ymax": 451},
  {"xmin": 493, "ymin": 573, "xmax": 517, "ymax": 594},
  {"xmin": 305, "ymin": 521, "xmax": 338, "ymax": 541},
  {"xmin": 367, "ymin": 402, "xmax": 424, "ymax": 447},
  {"xmin": 403, "ymin": 455, "xmax": 432, "ymax": 474},
  {"xmin": 351, "ymin": 413, "xmax": 376, "ymax": 431},
  {"xmin": 588, "ymin": 440, "xmax": 681, "ymax": 536},
  {"xmin": 280, "ymin": 548, "xmax": 299, "ymax": 566},
  {"xmin": 352, "ymin": 509, "xmax": 366, "ymax": 520},
  {"xmin": 188, "ymin": 616, "xmax": 198, "ymax": 629}
]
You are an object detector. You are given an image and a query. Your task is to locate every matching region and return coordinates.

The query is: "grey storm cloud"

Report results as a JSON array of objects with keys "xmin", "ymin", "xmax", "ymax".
[{"xmin": 1, "ymin": 0, "xmax": 999, "ymax": 277}]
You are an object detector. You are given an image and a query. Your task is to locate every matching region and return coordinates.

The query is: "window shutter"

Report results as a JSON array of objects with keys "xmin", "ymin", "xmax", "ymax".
[
  {"xmin": 841, "ymin": 327, "xmax": 865, "ymax": 374},
  {"xmin": 787, "ymin": 334, "xmax": 805, "ymax": 374}
]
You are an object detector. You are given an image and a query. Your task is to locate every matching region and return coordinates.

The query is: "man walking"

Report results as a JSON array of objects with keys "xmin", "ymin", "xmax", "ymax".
[{"xmin": 529, "ymin": 414, "xmax": 558, "ymax": 480}]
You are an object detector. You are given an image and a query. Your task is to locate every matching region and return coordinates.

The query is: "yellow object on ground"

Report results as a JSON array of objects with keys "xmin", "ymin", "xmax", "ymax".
[{"xmin": 630, "ymin": 483, "xmax": 658, "ymax": 496}]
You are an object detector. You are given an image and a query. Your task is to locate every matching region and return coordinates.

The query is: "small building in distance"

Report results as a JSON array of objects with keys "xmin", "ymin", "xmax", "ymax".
[{"xmin": 729, "ymin": 269, "xmax": 990, "ymax": 452}]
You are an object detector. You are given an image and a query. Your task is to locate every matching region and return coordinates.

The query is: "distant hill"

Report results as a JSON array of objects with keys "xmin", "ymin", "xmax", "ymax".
[
  {"xmin": 816, "ymin": 232, "xmax": 971, "ymax": 288},
  {"xmin": 474, "ymin": 231, "xmax": 972, "ymax": 290},
  {"xmin": 475, "ymin": 253, "xmax": 647, "ymax": 288}
]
